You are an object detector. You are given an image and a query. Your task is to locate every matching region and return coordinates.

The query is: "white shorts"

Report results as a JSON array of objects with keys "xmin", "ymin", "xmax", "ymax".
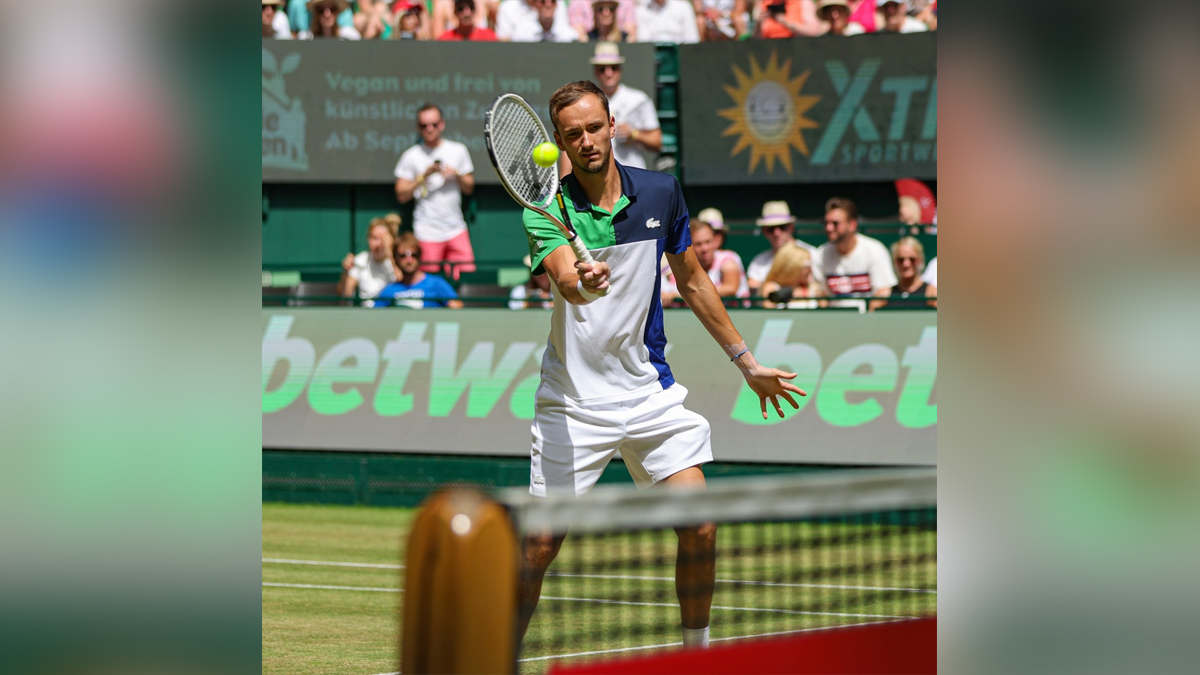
[{"xmin": 529, "ymin": 383, "xmax": 712, "ymax": 496}]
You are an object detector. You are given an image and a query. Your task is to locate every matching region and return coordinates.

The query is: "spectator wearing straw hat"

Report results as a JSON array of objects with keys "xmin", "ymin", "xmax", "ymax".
[
  {"xmin": 815, "ymin": 0, "xmax": 852, "ymax": 35},
  {"xmin": 635, "ymin": 0, "xmax": 700, "ymax": 44},
  {"xmin": 696, "ymin": 207, "xmax": 749, "ymax": 296},
  {"xmin": 263, "ymin": 1, "xmax": 294, "ymax": 39},
  {"xmin": 590, "ymin": 42, "xmax": 661, "ymax": 170},
  {"xmin": 813, "ymin": 196, "xmax": 896, "ymax": 301},
  {"xmin": 746, "ymin": 201, "xmax": 816, "ymax": 293},
  {"xmin": 571, "ymin": 0, "xmax": 638, "ymax": 42},
  {"xmin": 302, "ymin": 0, "xmax": 362, "ymax": 39},
  {"xmin": 438, "ymin": 0, "xmax": 499, "ymax": 40}
]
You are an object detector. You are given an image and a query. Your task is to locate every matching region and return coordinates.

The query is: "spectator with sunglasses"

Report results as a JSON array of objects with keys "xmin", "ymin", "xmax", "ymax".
[
  {"xmin": 374, "ymin": 234, "xmax": 464, "ymax": 309},
  {"xmin": 301, "ymin": 0, "xmax": 362, "ymax": 39},
  {"xmin": 584, "ymin": 0, "xmax": 627, "ymax": 42},
  {"xmin": 746, "ymin": 201, "xmax": 816, "ymax": 293},
  {"xmin": 438, "ymin": 0, "xmax": 499, "ymax": 39},
  {"xmin": 263, "ymin": 1, "xmax": 294, "ymax": 39},
  {"xmin": 880, "ymin": 236, "xmax": 936, "ymax": 309},
  {"xmin": 570, "ymin": 0, "xmax": 637, "ymax": 42},
  {"xmin": 393, "ymin": 103, "xmax": 477, "ymax": 279},
  {"xmin": 496, "ymin": 0, "xmax": 575, "ymax": 42},
  {"xmin": 589, "ymin": 42, "xmax": 661, "ymax": 169}
]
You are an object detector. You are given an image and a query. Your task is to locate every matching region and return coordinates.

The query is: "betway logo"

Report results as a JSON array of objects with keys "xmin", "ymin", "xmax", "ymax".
[
  {"xmin": 262, "ymin": 316, "xmax": 935, "ymax": 428},
  {"xmin": 810, "ymin": 59, "xmax": 937, "ymax": 167}
]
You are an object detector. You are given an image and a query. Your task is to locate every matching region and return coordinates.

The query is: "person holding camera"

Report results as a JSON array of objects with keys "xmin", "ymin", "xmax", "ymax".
[
  {"xmin": 393, "ymin": 103, "xmax": 476, "ymax": 279},
  {"xmin": 753, "ymin": 0, "xmax": 821, "ymax": 38}
]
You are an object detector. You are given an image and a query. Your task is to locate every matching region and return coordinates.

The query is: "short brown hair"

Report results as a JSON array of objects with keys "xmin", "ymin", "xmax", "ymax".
[
  {"xmin": 548, "ymin": 81, "xmax": 611, "ymax": 133},
  {"xmin": 825, "ymin": 197, "xmax": 859, "ymax": 222},
  {"xmin": 394, "ymin": 232, "xmax": 421, "ymax": 261}
]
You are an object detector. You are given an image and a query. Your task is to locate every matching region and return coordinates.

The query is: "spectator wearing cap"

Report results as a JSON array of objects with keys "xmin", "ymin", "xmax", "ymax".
[
  {"xmin": 753, "ymin": 0, "xmax": 821, "ymax": 38},
  {"xmin": 496, "ymin": 0, "xmax": 575, "ymax": 42},
  {"xmin": 746, "ymin": 201, "xmax": 816, "ymax": 293},
  {"xmin": 815, "ymin": 0, "xmax": 851, "ymax": 35},
  {"xmin": 263, "ymin": 0, "xmax": 294, "ymax": 39},
  {"xmin": 878, "ymin": 0, "xmax": 927, "ymax": 32},
  {"xmin": 695, "ymin": 208, "xmax": 749, "ymax": 293},
  {"xmin": 439, "ymin": 0, "xmax": 499, "ymax": 39},
  {"xmin": 303, "ymin": 0, "xmax": 362, "ymax": 39},
  {"xmin": 694, "ymin": 0, "xmax": 749, "ymax": 41},
  {"xmin": 571, "ymin": 0, "xmax": 637, "ymax": 42},
  {"xmin": 393, "ymin": 1, "xmax": 431, "ymax": 39},
  {"xmin": 584, "ymin": 1, "xmax": 628, "ymax": 42},
  {"xmin": 589, "ymin": 43, "xmax": 662, "ymax": 170},
  {"xmin": 812, "ymin": 196, "xmax": 897, "ymax": 304},
  {"xmin": 636, "ymin": 0, "xmax": 700, "ymax": 44}
]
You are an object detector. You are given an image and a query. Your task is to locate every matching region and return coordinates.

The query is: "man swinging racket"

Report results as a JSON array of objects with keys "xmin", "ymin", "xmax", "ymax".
[{"xmin": 517, "ymin": 80, "xmax": 806, "ymax": 648}]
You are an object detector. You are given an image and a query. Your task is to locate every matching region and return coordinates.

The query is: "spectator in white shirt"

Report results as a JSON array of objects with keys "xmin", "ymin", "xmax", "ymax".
[
  {"xmin": 496, "ymin": 0, "xmax": 576, "ymax": 42},
  {"xmin": 812, "ymin": 196, "xmax": 897, "ymax": 303},
  {"xmin": 590, "ymin": 42, "xmax": 661, "ymax": 169},
  {"xmin": 263, "ymin": 0, "xmax": 293, "ymax": 38},
  {"xmin": 338, "ymin": 214, "xmax": 400, "ymax": 307},
  {"xmin": 636, "ymin": 0, "xmax": 700, "ymax": 44},
  {"xmin": 746, "ymin": 201, "xmax": 816, "ymax": 293}
]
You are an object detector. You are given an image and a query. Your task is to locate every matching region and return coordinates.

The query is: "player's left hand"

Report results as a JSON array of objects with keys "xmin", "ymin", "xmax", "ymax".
[{"xmin": 738, "ymin": 358, "xmax": 806, "ymax": 419}]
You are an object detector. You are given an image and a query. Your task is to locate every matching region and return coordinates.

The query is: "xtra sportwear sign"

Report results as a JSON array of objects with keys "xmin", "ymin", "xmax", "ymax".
[
  {"xmin": 262, "ymin": 309, "xmax": 936, "ymax": 465},
  {"xmin": 678, "ymin": 33, "xmax": 936, "ymax": 184}
]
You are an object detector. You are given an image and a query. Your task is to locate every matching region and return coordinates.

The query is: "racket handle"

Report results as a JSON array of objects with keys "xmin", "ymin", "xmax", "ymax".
[{"xmin": 569, "ymin": 236, "xmax": 608, "ymax": 297}]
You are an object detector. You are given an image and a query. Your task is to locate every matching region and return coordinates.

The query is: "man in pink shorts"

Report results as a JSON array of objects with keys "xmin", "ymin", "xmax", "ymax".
[{"xmin": 393, "ymin": 103, "xmax": 476, "ymax": 279}]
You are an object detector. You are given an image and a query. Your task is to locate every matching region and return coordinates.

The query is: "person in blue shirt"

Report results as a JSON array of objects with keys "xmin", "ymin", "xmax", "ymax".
[{"xmin": 374, "ymin": 233, "xmax": 463, "ymax": 308}]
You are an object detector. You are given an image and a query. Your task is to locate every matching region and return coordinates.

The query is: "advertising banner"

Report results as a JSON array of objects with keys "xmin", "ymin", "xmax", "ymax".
[
  {"xmin": 262, "ymin": 40, "xmax": 657, "ymax": 183},
  {"xmin": 678, "ymin": 33, "xmax": 936, "ymax": 184},
  {"xmin": 263, "ymin": 309, "xmax": 936, "ymax": 465}
]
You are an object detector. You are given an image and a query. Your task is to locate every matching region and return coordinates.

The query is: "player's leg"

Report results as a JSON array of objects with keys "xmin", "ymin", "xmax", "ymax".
[
  {"xmin": 661, "ymin": 466, "xmax": 717, "ymax": 645},
  {"xmin": 517, "ymin": 530, "xmax": 566, "ymax": 643},
  {"xmin": 619, "ymin": 384, "xmax": 716, "ymax": 647},
  {"xmin": 441, "ymin": 229, "xmax": 477, "ymax": 279}
]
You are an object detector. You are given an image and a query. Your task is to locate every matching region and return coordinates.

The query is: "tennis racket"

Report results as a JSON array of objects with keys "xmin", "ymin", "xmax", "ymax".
[{"xmin": 484, "ymin": 93, "xmax": 607, "ymax": 296}]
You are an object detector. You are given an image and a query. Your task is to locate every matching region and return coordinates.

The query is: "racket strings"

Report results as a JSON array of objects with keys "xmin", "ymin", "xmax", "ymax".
[{"xmin": 490, "ymin": 101, "xmax": 556, "ymax": 207}]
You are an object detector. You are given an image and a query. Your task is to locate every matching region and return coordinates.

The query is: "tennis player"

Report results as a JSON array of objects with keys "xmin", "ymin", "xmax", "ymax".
[{"xmin": 518, "ymin": 80, "xmax": 806, "ymax": 648}]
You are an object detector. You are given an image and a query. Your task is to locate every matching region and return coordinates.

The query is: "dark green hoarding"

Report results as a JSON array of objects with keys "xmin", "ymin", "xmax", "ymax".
[
  {"xmin": 262, "ymin": 40, "xmax": 656, "ymax": 183},
  {"xmin": 678, "ymin": 33, "xmax": 936, "ymax": 184}
]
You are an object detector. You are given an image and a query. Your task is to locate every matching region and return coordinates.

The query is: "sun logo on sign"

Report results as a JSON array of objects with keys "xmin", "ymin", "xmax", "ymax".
[{"xmin": 718, "ymin": 52, "xmax": 821, "ymax": 174}]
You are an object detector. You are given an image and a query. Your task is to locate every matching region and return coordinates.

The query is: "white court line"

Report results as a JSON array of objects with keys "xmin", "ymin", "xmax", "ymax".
[
  {"xmin": 539, "ymin": 596, "xmax": 907, "ymax": 620},
  {"xmin": 261, "ymin": 558, "xmax": 934, "ymax": 595},
  {"xmin": 263, "ymin": 582, "xmax": 401, "ymax": 593},
  {"xmin": 263, "ymin": 558, "xmax": 403, "ymax": 569},
  {"xmin": 547, "ymin": 571, "xmax": 935, "ymax": 594},
  {"xmin": 517, "ymin": 619, "xmax": 895, "ymax": 663}
]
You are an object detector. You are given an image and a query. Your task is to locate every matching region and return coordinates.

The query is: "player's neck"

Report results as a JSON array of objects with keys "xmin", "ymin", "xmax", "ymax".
[{"xmin": 572, "ymin": 161, "xmax": 622, "ymax": 211}]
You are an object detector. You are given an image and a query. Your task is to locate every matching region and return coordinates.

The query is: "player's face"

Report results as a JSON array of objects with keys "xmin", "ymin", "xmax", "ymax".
[
  {"xmin": 417, "ymin": 110, "xmax": 444, "ymax": 144},
  {"xmin": 394, "ymin": 246, "xmax": 421, "ymax": 275},
  {"xmin": 555, "ymin": 95, "xmax": 615, "ymax": 175},
  {"xmin": 824, "ymin": 208, "xmax": 856, "ymax": 244},
  {"xmin": 368, "ymin": 226, "xmax": 392, "ymax": 261},
  {"xmin": 894, "ymin": 244, "xmax": 921, "ymax": 281},
  {"xmin": 692, "ymin": 226, "xmax": 717, "ymax": 270}
]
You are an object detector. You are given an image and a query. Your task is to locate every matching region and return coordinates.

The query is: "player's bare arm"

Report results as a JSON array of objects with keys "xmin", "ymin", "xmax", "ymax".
[
  {"xmin": 541, "ymin": 244, "xmax": 611, "ymax": 305},
  {"xmin": 667, "ymin": 248, "xmax": 806, "ymax": 419}
]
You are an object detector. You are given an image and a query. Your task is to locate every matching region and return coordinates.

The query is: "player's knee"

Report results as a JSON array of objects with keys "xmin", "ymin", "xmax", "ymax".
[
  {"xmin": 677, "ymin": 522, "xmax": 717, "ymax": 550},
  {"xmin": 522, "ymin": 533, "xmax": 564, "ymax": 572}
]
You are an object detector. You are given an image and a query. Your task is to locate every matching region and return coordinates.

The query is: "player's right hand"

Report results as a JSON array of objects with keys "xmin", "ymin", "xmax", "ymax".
[
  {"xmin": 341, "ymin": 253, "xmax": 355, "ymax": 272},
  {"xmin": 575, "ymin": 260, "xmax": 611, "ymax": 292}
]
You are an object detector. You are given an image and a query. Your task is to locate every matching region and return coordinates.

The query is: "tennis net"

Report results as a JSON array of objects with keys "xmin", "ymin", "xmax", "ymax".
[{"xmin": 497, "ymin": 469, "xmax": 937, "ymax": 674}]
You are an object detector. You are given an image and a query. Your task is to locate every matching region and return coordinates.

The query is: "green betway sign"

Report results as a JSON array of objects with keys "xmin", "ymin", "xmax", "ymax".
[
  {"xmin": 261, "ymin": 40, "xmax": 656, "ymax": 183},
  {"xmin": 678, "ymin": 33, "xmax": 936, "ymax": 184},
  {"xmin": 263, "ymin": 309, "xmax": 935, "ymax": 465}
]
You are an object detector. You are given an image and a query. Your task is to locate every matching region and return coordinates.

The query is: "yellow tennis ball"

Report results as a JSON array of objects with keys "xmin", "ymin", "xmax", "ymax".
[{"xmin": 532, "ymin": 142, "xmax": 559, "ymax": 168}]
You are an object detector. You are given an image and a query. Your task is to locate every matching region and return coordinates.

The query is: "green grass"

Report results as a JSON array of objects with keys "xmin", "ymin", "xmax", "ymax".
[{"xmin": 263, "ymin": 503, "xmax": 936, "ymax": 675}]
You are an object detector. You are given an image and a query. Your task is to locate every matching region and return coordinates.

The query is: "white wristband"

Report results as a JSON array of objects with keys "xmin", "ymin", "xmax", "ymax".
[{"xmin": 576, "ymin": 280, "xmax": 602, "ymax": 302}]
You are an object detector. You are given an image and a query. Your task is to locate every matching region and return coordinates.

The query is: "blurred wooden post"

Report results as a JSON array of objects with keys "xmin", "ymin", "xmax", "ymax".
[{"xmin": 401, "ymin": 489, "xmax": 517, "ymax": 674}]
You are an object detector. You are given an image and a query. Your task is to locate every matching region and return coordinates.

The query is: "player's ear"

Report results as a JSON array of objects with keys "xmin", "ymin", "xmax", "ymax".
[
  {"xmin": 554, "ymin": 131, "xmax": 562, "ymax": 149},
  {"xmin": 609, "ymin": 116, "xmax": 616, "ymax": 139}
]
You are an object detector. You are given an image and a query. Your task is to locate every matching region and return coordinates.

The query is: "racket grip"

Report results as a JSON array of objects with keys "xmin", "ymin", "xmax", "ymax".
[{"xmin": 570, "ymin": 237, "xmax": 609, "ymax": 297}]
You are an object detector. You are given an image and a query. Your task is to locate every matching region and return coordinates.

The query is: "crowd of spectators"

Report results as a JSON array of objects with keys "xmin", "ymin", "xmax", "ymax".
[{"xmin": 263, "ymin": 0, "xmax": 936, "ymax": 41}]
